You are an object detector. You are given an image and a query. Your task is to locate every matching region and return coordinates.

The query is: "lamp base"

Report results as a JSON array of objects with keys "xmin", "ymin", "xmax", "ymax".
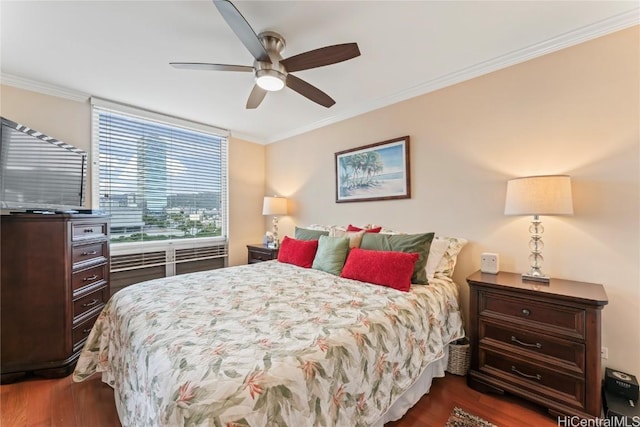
[
  {"xmin": 522, "ymin": 273, "xmax": 550, "ymax": 283},
  {"xmin": 268, "ymin": 241, "xmax": 279, "ymax": 249}
]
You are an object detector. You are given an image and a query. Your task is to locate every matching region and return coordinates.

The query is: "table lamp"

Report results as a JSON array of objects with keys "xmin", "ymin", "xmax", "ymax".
[
  {"xmin": 262, "ymin": 196, "xmax": 288, "ymax": 248},
  {"xmin": 504, "ymin": 175, "xmax": 573, "ymax": 282}
]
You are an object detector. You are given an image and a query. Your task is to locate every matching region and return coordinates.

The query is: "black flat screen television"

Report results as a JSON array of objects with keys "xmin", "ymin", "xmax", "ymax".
[{"xmin": 0, "ymin": 116, "xmax": 87, "ymax": 211}]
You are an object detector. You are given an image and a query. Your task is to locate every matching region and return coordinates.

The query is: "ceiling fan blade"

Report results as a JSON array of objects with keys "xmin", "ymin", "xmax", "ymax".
[
  {"xmin": 281, "ymin": 43, "xmax": 360, "ymax": 72},
  {"xmin": 213, "ymin": 0, "xmax": 271, "ymax": 63},
  {"xmin": 170, "ymin": 62, "xmax": 253, "ymax": 72},
  {"xmin": 246, "ymin": 85, "xmax": 267, "ymax": 109},
  {"xmin": 286, "ymin": 74, "xmax": 335, "ymax": 108}
]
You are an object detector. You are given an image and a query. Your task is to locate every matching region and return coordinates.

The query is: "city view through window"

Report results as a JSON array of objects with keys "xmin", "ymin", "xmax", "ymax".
[{"xmin": 95, "ymin": 110, "xmax": 227, "ymax": 243}]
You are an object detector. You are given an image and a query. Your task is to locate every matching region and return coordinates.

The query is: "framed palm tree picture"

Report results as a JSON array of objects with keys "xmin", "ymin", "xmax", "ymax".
[{"xmin": 335, "ymin": 136, "xmax": 410, "ymax": 203}]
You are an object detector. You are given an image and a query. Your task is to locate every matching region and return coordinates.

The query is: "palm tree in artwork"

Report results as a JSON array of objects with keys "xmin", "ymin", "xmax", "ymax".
[
  {"xmin": 364, "ymin": 152, "xmax": 383, "ymax": 184},
  {"xmin": 339, "ymin": 151, "xmax": 384, "ymax": 195}
]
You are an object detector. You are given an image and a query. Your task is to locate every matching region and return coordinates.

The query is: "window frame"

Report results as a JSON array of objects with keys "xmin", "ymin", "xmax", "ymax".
[{"xmin": 90, "ymin": 97, "xmax": 229, "ymax": 254}]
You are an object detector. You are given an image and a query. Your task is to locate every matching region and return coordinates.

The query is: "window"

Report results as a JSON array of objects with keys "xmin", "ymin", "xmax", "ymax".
[{"xmin": 91, "ymin": 98, "xmax": 228, "ymax": 249}]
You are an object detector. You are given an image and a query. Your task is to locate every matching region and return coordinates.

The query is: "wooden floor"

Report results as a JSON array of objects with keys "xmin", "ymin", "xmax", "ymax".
[{"xmin": 1, "ymin": 373, "xmax": 558, "ymax": 427}]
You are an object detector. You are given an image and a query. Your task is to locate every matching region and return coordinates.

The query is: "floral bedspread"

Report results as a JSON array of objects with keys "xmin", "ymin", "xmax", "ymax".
[{"xmin": 73, "ymin": 261, "xmax": 464, "ymax": 427}]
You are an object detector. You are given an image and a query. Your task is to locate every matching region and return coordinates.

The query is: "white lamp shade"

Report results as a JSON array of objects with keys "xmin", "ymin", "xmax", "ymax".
[
  {"xmin": 504, "ymin": 175, "xmax": 573, "ymax": 216},
  {"xmin": 262, "ymin": 196, "xmax": 288, "ymax": 216}
]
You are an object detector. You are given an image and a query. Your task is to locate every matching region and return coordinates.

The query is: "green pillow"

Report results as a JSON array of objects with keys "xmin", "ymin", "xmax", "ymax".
[
  {"xmin": 295, "ymin": 226, "xmax": 329, "ymax": 241},
  {"xmin": 312, "ymin": 235, "xmax": 350, "ymax": 276},
  {"xmin": 360, "ymin": 232, "xmax": 435, "ymax": 284}
]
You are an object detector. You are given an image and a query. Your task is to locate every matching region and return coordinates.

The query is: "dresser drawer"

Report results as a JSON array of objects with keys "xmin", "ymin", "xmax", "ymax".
[
  {"xmin": 247, "ymin": 245, "xmax": 278, "ymax": 263},
  {"xmin": 250, "ymin": 250, "xmax": 276, "ymax": 262},
  {"xmin": 480, "ymin": 291, "xmax": 586, "ymax": 339},
  {"xmin": 72, "ymin": 222, "xmax": 108, "ymax": 241},
  {"xmin": 73, "ymin": 286, "xmax": 108, "ymax": 321},
  {"xmin": 479, "ymin": 348, "xmax": 585, "ymax": 411},
  {"xmin": 480, "ymin": 320, "xmax": 585, "ymax": 372},
  {"xmin": 72, "ymin": 312, "xmax": 100, "ymax": 352},
  {"xmin": 72, "ymin": 241, "xmax": 108, "ymax": 269},
  {"xmin": 72, "ymin": 263, "xmax": 108, "ymax": 293}
]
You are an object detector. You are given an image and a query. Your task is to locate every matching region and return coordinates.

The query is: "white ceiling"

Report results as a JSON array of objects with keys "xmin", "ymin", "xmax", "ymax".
[{"xmin": 1, "ymin": 1, "xmax": 638, "ymax": 144}]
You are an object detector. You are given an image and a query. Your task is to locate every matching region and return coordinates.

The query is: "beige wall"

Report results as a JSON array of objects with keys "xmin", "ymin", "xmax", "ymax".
[
  {"xmin": 228, "ymin": 136, "xmax": 266, "ymax": 266},
  {"xmin": 0, "ymin": 84, "xmax": 266, "ymax": 266},
  {"xmin": 266, "ymin": 27, "xmax": 640, "ymax": 375},
  {"xmin": 0, "ymin": 85, "xmax": 93, "ymax": 202}
]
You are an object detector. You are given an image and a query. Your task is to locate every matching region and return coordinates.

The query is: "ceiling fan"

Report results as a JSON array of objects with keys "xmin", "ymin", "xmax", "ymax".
[{"xmin": 170, "ymin": 0, "xmax": 360, "ymax": 109}]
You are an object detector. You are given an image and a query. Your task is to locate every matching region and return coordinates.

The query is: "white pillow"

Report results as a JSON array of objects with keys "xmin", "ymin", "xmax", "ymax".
[
  {"xmin": 329, "ymin": 228, "xmax": 365, "ymax": 248},
  {"xmin": 305, "ymin": 224, "xmax": 334, "ymax": 232},
  {"xmin": 425, "ymin": 238, "xmax": 449, "ymax": 280},
  {"xmin": 306, "ymin": 224, "xmax": 371, "ymax": 233},
  {"xmin": 434, "ymin": 236, "xmax": 468, "ymax": 278}
]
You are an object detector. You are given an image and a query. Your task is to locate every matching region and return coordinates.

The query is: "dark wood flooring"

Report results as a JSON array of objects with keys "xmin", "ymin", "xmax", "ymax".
[{"xmin": 1, "ymin": 373, "xmax": 558, "ymax": 426}]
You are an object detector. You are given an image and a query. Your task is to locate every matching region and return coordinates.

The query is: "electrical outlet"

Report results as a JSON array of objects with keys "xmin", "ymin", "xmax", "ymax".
[
  {"xmin": 601, "ymin": 347, "xmax": 609, "ymax": 359},
  {"xmin": 480, "ymin": 252, "xmax": 499, "ymax": 274}
]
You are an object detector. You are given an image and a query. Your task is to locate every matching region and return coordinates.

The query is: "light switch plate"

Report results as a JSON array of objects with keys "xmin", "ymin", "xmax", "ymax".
[{"xmin": 481, "ymin": 252, "xmax": 499, "ymax": 274}]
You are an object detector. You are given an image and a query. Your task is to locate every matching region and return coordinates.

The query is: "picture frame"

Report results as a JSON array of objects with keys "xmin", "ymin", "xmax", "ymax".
[{"xmin": 335, "ymin": 136, "xmax": 410, "ymax": 203}]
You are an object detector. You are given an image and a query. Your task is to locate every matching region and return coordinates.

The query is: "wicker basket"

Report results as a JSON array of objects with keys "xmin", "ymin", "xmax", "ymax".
[{"xmin": 446, "ymin": 337, "xmax": 471, "ymax": 376}]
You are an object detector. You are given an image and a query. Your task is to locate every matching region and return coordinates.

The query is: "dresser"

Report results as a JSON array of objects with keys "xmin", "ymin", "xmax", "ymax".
[
  {"xmin": 466, "ymin": 271, "xmax": 608, "ymax": 418},
  {"xmin": 0, "ymin": 213, "xmax": 110, "ymax": 383},
  {"xmin": 247, "ymin": 244, "xmax": 279, "ymax": 264}
]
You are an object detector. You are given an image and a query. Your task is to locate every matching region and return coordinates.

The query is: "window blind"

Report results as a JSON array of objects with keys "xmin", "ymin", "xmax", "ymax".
[{"xmin": 91, "ymin": 100, "xmax": 228, "ymax": 247}]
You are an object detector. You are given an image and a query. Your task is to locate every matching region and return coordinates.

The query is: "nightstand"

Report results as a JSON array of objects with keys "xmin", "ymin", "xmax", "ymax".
[
  {"xmin": 466, "ymin": 270, "xmax": 608, "ymax": 418},
  {"xmin": 247, "ymin": 244, "xmax": 279, "ymax": 264}
]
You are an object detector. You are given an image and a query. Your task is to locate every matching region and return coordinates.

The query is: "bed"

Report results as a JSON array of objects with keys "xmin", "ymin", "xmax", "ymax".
[{"xmin": 73, "ymin": 233, "xmax": 466, "ymax": 427}]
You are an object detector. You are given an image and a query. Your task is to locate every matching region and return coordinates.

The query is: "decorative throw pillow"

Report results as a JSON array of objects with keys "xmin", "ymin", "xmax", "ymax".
[
  {"xmin": 295, "ymin": 226, "xmax": 329, "ymax": 241},
  {"xmin": 341, "ymin": 248, "xmax": 419, "ymax": 292},
  {"xmin": 277, "ymin": 236, "xmax": 319, "ymax": 268},
  {"xmin": 312, "ymin": 235, "xmax": 350, "ymax": 275},
  {"xmin": 434, "ymin": 237, "xmax": 468, "ymax": 278},
  {"xmin": 329, "ymin": 228, "xmax": 365, "ymax": 248},
  {"xmin": 360, "ymin": 232, "xmax": 434, "ymax": 284},
  {"xmin": 425, "ymin": 238, "xmax": 450, "ymax": 280},
  {"xmin": 347, "ymin": 224, "xmax": 382, "ymax": 233}
]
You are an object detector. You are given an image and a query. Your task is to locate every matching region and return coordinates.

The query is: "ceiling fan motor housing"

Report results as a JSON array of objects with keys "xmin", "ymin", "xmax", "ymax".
[{"xmin": 254, "ymin": 32, "xmax": 287, "ymax": 91}]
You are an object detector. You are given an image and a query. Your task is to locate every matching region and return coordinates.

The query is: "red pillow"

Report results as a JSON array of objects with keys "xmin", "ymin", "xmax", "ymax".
[
  {"xmin": 340, "ymin": 248, "xmax": 419, "ymax": 292},
  {"xmin": 277, "ymin": 236, "xmax": 319, "ymax": 268},
  {"xmin": 346, "ymin": 224, "xmax": 382, "ymax": 233}
]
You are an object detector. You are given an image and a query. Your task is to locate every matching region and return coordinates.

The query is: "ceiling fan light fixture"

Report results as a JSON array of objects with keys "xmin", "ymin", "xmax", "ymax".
[{"xmin": 256, "ymin": 69, "xmax": 286, "ymax": 91}]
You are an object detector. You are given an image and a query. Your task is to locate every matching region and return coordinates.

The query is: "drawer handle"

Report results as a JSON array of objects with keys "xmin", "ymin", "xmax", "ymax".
[
  {"xmin": 82, "ymin": 328, "xmax": 92, "ymax": 334},
  {"xmin": 511, "ymin": 365, "xmax": 541, "ymax": 381},
  {"xmin": 84, "ymin": 228, "xmax": 94, "ymax": 233},
  {"xmin": 521, "ymin": 308, "xmax": 531, "ymax": 316},
  {"xmin": 511, "ymin": 336, "xmax": 542, "ymax": 349},
  {"xmin": 81, "ymin": 250, "xmax": 98, "ymax": 256},
  {"xmin": 82, "ymin": 298, "xmax": 99, "ymax": 307},
  {"xmin": 83, "ymin": 274, "xmax": 98, "ymax": 282}
]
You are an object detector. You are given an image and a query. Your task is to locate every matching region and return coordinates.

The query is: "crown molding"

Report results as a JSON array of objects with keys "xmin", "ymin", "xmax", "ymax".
[
  {"xmin": 228, "ymin": 130, "xmax": 267, "ymax": 145},
  {"xmin": 266, "ymin": 8, "xmax": 640, "ymax": 144},
  {"xmin": 1, "ymin": 73, "xmax": 90, "ymax": 102},
  {"xmin": 2, "ymin": 7, "xmax": 638, "ymax": 145}
]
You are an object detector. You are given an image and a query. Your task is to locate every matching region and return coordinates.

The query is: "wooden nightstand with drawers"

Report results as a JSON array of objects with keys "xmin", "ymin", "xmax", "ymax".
[
  {"xmin": 247, "ymin": 244, "xmax": 279, "ymax": 264},
  {"xmin": 466, "ymin": 270, "xmax": 608, "ymax": 419}
]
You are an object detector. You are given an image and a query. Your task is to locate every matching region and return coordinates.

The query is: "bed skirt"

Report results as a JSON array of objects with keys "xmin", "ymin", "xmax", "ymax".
[{"xmin": 373, "ymin": 345, "xmax": 450, "ymax": 426}]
